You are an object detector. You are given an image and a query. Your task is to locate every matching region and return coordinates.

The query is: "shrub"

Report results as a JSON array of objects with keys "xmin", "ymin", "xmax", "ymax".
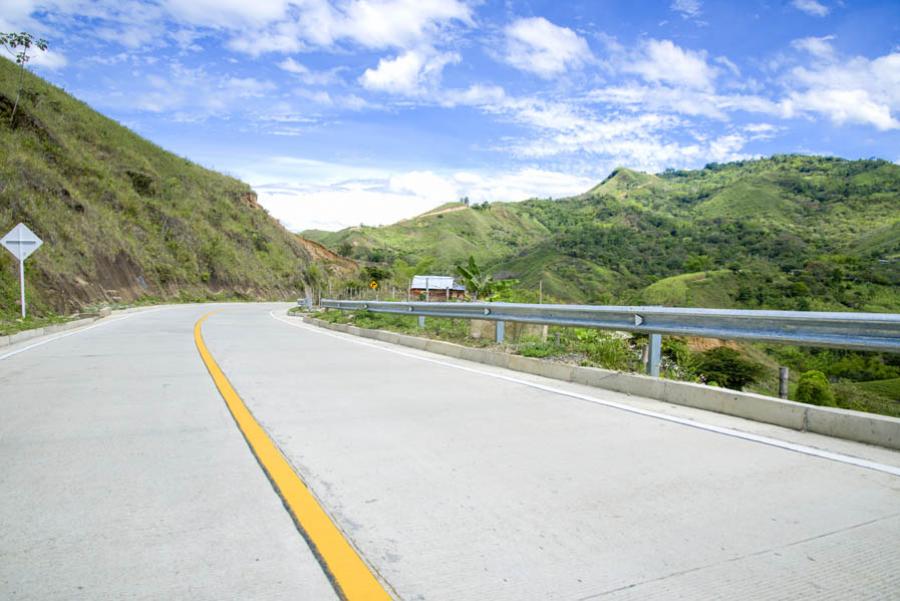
[
  {"xmin": 695, "ymin": 347, "xmax": 763, "ymax": 390},
  {"xmin": 796, "ymin": 370, "xmax": 836, "ymax": 406},
  {"xmin": 574, "ymin": 329, "xmax": 632, "ymax": 371}
]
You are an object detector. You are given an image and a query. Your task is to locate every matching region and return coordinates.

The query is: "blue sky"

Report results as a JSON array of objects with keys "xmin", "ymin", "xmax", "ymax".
[{"xmin": 3, "ymin": 0, "xmax": 899, "ymax": 231}]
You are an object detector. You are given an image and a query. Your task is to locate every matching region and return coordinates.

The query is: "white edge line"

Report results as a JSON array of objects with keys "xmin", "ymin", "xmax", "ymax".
[
  {"xmin": 270, "ymin": 310, "xmax": 900, "ymax": 478},
  {"xmin": 0, "ymin": 307, "xmax": 165, "ymax": 361}
]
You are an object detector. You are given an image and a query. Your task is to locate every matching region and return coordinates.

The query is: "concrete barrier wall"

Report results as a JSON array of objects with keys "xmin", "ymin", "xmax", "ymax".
[
  {"xmin": 0, "ymin": 317, "xmax": 99, "ymax": 348},
  {"xmin": 302, "ymin": 316, "xmax": 900, "ymax": 451}
]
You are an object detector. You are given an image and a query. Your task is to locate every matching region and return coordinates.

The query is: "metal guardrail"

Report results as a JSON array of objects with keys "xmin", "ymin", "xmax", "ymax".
[{"xmin": 319, "ymin": 299, "xmax": 900, "ymax": 376}]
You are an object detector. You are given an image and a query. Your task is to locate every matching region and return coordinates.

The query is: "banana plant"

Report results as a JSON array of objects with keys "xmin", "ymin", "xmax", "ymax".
[{"xmin": 455, "ymin": 255, "xmax": 494, "ymax": 301}]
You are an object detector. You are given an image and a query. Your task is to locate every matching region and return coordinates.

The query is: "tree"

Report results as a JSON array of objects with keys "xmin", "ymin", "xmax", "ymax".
[
  {"xmin": 392, "ymin": 257, "xmax": 434, "ymax": 288},
  {"xmin": 0, "ymin": 32, "xmax": 49, "ymax": 125},
  {"xmin": 455, "ymin": 255, "xmax": 494, "ymax": 301},
  {"xmin": 300, "ymin": 264, "xmax": 326, "ymax": 301},
  {"xmin": 337, "ymin": 241, "xmax": 353, "ymax": 257},
  {"xmin": 795, "ymin": 370, "xmax": 836, "ymax": 406},
  {"xmin": 695, "ymin": 347, "xmax": 763, "ymax": 390},
  {"xmin": 684, "ymin": 254, "xmax": 713, "ymax": 273}
]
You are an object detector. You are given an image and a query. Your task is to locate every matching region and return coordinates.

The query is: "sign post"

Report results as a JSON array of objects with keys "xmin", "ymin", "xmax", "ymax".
[{"xmin": 1, "ymin": 223, "xmax": 43, "ymax": 318}]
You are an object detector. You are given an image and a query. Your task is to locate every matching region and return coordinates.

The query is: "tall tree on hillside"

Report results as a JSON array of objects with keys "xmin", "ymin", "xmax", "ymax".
[{"xmin": 1, "ymin": 32, "xmax": 48, "ymax": 125}]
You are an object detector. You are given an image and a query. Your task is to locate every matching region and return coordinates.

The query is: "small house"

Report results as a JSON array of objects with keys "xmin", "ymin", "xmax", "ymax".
[{"xmin": 410, "ymin": 275, "xmax": 466, "ymax": 301}]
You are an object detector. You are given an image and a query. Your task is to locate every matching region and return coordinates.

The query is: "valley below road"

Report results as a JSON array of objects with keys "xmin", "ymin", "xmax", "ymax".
[{"xmin": 1, "ymin": 303, "xmax": 899, "ymax": 600}]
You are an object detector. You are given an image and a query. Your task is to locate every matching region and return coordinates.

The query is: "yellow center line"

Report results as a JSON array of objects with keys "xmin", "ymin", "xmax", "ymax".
[{"xmin": 194, "ymin": 311, "xmax": 393, "ymax": 601}]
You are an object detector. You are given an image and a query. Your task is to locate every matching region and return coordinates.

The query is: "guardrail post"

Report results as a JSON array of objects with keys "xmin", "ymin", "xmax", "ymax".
[
  {"xmin": 779, "ymin": 367, "xmax": 789, "ymax": 399},
  {"xmin": 647, "ymin": 333, "xmax": 662, "ymax": 377},
  {"xmin": 496, "ymin": 320, "xmax": 505, "ymax": 343},
  {"xmin": 417, "ymin": 315, "xmax": 426, "ymax": 328}
]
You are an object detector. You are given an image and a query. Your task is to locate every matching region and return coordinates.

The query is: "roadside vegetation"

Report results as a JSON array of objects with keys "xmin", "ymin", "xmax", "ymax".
[{"xmin": 298, "ymin": 306, "xmax": 900, "ymax": 418}]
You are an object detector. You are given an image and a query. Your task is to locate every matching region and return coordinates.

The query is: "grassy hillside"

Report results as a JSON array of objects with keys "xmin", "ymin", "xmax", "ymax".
[
  {"xmin": 0, "ymin": 58, "xmax": 313, "ymax": 319},
  {"xmin": 310, "ymin": 156, "xmax": 899, "ymax": 312},
  {"xmin": 304, "ymin": 201, "xmax": 550, "ymax": 272}
]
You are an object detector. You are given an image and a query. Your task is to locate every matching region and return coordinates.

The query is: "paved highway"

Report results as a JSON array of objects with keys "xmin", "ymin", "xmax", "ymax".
[{"xmin": 2, "ymin": 303, "xmax": 899, "ymax": 600}]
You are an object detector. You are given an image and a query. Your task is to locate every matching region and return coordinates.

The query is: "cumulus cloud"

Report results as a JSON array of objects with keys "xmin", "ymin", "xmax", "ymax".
[
  {"xmin": 625, "ymin": 39, "xmax": 718, "ymax": 90},
  {"xmin": 783, "ymin": 46, "xmax": 900, "ymax": 130},
  {"xmin": 501, "ymin": 17, "xmax": 593, "ymax": 78},
  {"xmin": 791, "ymin": 0, "xmax": 829, "ymax": 17},
  {"xmin": 227, "ymin": 0, "xmax": 472, "ymax": 56},
  {"xmin": 360, "ymin": 49, "xmax": 459, "ymax": 95}
]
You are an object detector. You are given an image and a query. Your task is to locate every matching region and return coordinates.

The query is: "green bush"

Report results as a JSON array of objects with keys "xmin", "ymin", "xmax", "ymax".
[
  {"xmin": 796, "ymin": 370, "xmax": 836, "ymax": 406},
  {"xmin": 695, "ymin": 347, "xmax": 763, "ymax": 390}
]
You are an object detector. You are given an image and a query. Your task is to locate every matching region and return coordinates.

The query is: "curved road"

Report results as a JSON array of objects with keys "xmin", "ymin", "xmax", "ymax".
[{"xmin": 2, "ymin": 303, "xmax": 899, "ymax": 600}]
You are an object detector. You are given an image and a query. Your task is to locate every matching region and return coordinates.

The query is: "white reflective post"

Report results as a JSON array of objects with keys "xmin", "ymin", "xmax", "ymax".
[{"xmin": 19, "ymin": 258, "xmax": 25, "ymax": 318}]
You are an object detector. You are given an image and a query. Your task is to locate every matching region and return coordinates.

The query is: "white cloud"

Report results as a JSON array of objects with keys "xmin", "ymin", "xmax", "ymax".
[
  {"xmin": 278, "ymin": 57, "xmax": 343, "ymax": 85},
  {"xmin": 227, "ymin": 0, "xmax": 472, "ymax": 56},
  {"xmin": 502, "ymin": 17, "xmax": 593, "ymax": 78},
  {"xmin": 241, "ymin": 157, "xmax": 596, "ymax": 231},
  {"xmin": 784, "ymin": 50, "xmax": 900, "ymax": 130},
  {"xmin": 625, "ymin": 39, "xmax": 718, "ymax": 90},
  {"xmin": 0, "ymin": 0, "xmax": 38, "ymax": 31},
  {"xmin": 360, "ymin": 49, "xmax": 459, "ymax": 95},
  {"xmin": 671, "ymin": 0, "xmax": 701, "ymax": 19},
  {"xmin": 338, "ymin": 0, "xmax": 472, "ymax": 50},
  {"xmin": 227, "ymin": 19, "xmax": 309, "ymax": 55},
  {"xmin": 91, "ymin": 62, "xmax": 278, "ymax": 118},
  {"xmin": 28, "ymin": 47, "xmax": 67, "ymax": 70},
  {"xmin": 389, "ymin": 170, "xmax": 459, "ymax": 201},
  {"xmin": 785, "ymin": 89, "xmax": 898, "ymax": 130},
  {"xmin": 588, "ymin": 84, "xmax": 781, "ymax": 120},
  {"xmin": 163, "ymin": 0, "xmax": 290, "ymax": 28},
  {"xmin": 791, "ymin": 35, "xmax": 835, "ymax": 60},
  {"xmin": 791, "ymin": 0, "xmax": 829, "ymax": 17}
]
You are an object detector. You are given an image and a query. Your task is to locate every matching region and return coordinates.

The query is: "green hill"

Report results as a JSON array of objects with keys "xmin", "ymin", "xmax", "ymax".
[
  {"xmin": 305, "ymin": 200, "xmax": 550, "ymax": 271},
  {"xmin": 309, "ymin": 155, "xmax": 900, "ymax": 312},
  {"xmin": 0, "ymin": 58, "xmax": 314, "ymax": 318}
]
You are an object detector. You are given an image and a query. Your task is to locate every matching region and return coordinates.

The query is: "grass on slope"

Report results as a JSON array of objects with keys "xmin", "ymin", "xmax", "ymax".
[
  {"xmin": 641, "ymin": 270, "xmax": 738, "ymax": 307},
  {"xmin": 694, "ymin": 180, "xmax": 798, "ymax": 222},
  {"xmin": 306, "ymin": 202, "xmax": 550, "ymax": 271},
  {"xmin": 857, "ymin": 378, "xmax": 900, "ymax": 401},
  {"xmin": 0, "ymin": 57, "xmax": 311, "ymax": 318}
]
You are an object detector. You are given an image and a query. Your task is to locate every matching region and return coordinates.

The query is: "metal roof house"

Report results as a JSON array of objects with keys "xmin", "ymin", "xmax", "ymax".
[{"xmin": 410, "ymin": 275, "xmax": 466, "ymax": 301}]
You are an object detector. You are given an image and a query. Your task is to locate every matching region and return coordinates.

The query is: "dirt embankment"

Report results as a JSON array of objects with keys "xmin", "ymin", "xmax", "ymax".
[{"xmin": 295, "ymin": 236, "xmax": 359, "ymax": 277}]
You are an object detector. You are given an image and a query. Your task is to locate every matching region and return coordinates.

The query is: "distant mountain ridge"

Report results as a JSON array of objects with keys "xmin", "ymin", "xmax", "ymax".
[
  {"xmin": 304, "ymin": 155, "xmax": 900, "ymax": 312},
  {"xmin": 0, "ymin": 58, "xmax": 315, "ymax": 316}
]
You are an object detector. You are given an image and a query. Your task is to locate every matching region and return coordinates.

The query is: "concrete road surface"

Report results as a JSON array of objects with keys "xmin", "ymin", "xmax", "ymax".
[{"xmin": 2, "ymin": 303, "xmax": 899, "ymax": 600}]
